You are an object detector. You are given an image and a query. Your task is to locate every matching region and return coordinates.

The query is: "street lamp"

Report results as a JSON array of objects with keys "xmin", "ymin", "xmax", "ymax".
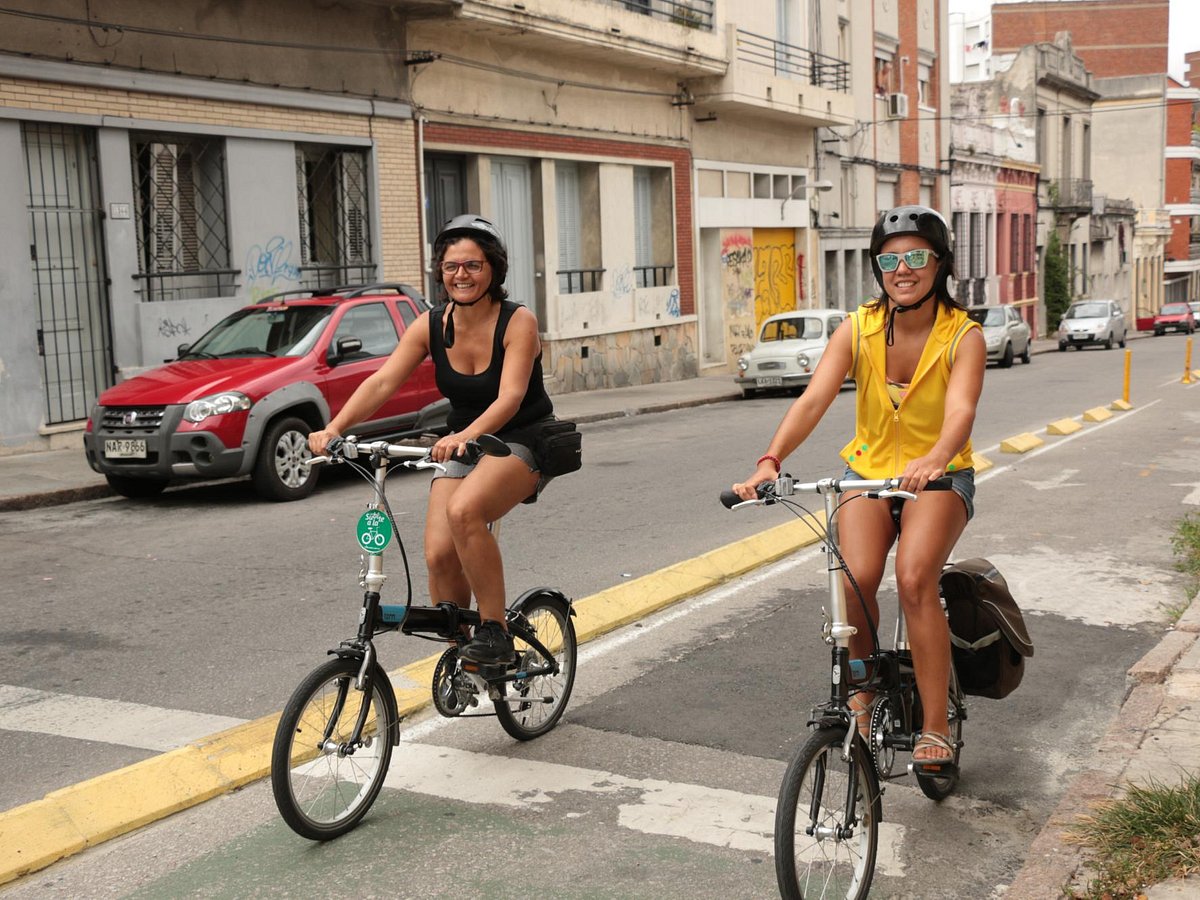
[{"xmin": 779, "ymin": 179, "xmax": 833, "ymax": 221}]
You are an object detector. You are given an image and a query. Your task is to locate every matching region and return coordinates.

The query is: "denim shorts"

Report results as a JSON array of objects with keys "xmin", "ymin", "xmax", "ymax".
[
  {"xmin": 431, "ymin": 440, "xmax": 550, "ymax": 502},
  {"xmin": 842, "ymin": 466, "xmax": 975, "ymax": 522}
]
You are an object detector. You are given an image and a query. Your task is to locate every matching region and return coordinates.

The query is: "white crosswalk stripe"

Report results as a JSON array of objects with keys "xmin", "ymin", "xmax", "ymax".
[
  {"xmin": 0, "ymin": 684, "xmax": 247, "ymax": 751},
  {"xmin": 381, "ymin": 741, "xmax": 907, "ymax": 874}
]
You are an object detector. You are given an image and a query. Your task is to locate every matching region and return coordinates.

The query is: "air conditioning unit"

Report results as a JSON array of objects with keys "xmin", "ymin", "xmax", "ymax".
[{"xmin": 887, "ymin": 92, "xmax": 909, "ymax": 119}]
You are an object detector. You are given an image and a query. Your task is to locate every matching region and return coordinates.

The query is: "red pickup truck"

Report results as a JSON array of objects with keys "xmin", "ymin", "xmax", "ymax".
[{"xmin": 84, "ymin": 284, "xmax": 448, "ymax": 501}]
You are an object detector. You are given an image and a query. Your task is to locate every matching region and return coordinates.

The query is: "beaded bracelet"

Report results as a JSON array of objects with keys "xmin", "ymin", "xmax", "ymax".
[{"xmin": 757, "ymin": 453, "xmax": 782, "ymax": 473}]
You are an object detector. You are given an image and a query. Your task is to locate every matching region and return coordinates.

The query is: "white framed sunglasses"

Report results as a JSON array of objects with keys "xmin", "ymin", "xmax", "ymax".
[{"xmin": 876, "ymin": 249, "xmax": 938, "ymax": 272}]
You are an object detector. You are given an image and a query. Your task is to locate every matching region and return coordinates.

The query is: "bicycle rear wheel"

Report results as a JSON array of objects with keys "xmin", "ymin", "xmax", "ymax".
[
  {"xmin": 495, "ymin": 590, "xmax": 577, "ymax": 741},
  {"xmin": 775, "ymin": 726, "xmax": 881, "ymax": 900},
  {"xmin": 272, "ymin": 657, "xmax": 397, "ymax": 840}
]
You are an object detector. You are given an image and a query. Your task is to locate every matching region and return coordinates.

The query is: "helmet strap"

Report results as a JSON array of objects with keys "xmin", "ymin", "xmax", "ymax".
[
  {"xmin": 443, "ymin": 294, "xmax": 487, "ymax": 349},
  {"xmin": 884, "ymin": 287, "xmax": 936, "ymax": 346}
]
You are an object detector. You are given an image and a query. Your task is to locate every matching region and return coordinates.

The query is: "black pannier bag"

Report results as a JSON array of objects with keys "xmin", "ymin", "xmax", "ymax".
[
  {"xmin": 535, "ymin": 419, "xmax": 582, "ymax": 477},
  {"xmin": 939, "ymin": 558, "xmax": 1034, "ymax": 699}
]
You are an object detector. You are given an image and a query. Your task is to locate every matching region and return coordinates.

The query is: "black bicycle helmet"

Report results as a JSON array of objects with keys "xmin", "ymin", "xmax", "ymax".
[{"xmin": 869, "ymin": 205, "xmax": 958, "ymax": 343}]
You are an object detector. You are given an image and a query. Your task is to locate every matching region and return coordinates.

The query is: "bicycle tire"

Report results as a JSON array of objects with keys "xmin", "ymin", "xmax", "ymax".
[
  {"xmin": 495, "ymin": 591, "xmax": 577, "ymax": 741},
  {"xmin": 912, "ymin": 672, "xmax": 964, "ymax": 802},
  {"xmin": 775, "ymin": 726, "xmax": 881, "ymax": 900},
  {"xmin": 272, "ymin": 656, "xmax": 397, "ymax": 840}
]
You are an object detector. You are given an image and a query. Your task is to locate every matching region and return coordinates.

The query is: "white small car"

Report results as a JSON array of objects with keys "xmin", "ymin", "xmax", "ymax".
[
  {"xmin": 1057, "ymin": 299, "xmax": 1127, "ymax": 351},
  {"xmin": 735, "ymin": 309, "xmax": 848, "ymax": 398}
]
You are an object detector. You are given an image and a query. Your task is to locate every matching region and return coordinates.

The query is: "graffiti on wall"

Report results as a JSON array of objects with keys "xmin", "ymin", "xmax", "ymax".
[
  {"xmin": 721, "ymin": 230, "xmax": 756, "ymax": 360},
  {"xmin": 246, "ymin": 236, "xmax": 300, "ymax": 301},
  {"xmin": 753, "ymin": 228, "xmax": 797, "ymax": 325}
]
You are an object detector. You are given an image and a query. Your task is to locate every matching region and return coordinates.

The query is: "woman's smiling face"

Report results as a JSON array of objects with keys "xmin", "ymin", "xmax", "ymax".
[
  {"xmin": 440, "ymin": 238, "xmax": 491, "ymax": 305},
  {"xmin": 880, "ymin": 234, "xmax": 937, "ymax": 307}
]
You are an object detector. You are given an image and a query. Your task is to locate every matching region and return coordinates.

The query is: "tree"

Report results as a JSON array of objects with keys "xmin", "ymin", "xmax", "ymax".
[{"xmin": 1044, "ymin": 230, "xmax": 1071, "ymax": 332}]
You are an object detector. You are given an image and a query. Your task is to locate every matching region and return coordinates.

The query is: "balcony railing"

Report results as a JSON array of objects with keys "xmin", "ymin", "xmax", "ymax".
[
  {"xmin": 558, "ymin": 268, "xmax": 605, "ymax": 294},
  {"xmin": 635, "ymin": 264, "xmax": 675, "ymax": 288},
  {"xmin": 735, "ymin": 30, "xmax": 850, "ymax": 93},
  {"xmin": 615, "ymin": 0, "xmax": 714, "ymax": 31},
  {"xmin": 1045, "ymin": 178, "xmax": 1093, "ymax": 212},
  {"xmin": 1190, "ymin": 240, "xmax": 1200, "ymax": 261}
]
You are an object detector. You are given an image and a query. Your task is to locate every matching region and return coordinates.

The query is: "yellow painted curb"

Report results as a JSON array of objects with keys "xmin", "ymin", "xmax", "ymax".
[
  {"xmin": 1109, "ymin": 399, "xmax": 1133, "ymax": 411},
  {"xmin": 0, "ymin": 513, "xmax": 825, "ymax": 887},
  {"xmin": 970, "ymin": 452, "xmax": 993, "ymax": 473},
  {"xmin": 1046, "ymin": 418, "xmax": 1082, "ymax": 436},
  {"xmin": 1000, "ymin": 432, "xmax": 1044, "ymax": 454},
  {"xmin": 1082, "ymin": 406, "xmax": 1112, "ymax": 422}
]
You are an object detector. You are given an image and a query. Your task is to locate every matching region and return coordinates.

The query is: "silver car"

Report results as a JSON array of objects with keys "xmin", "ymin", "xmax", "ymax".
[
  {"xmin": 967, "ymin": 304, "xmax": 1032, "ymax": 367},
  {"xmin": 1057, "ymin": 299, "xmax": 1127, "ymax": 351}
]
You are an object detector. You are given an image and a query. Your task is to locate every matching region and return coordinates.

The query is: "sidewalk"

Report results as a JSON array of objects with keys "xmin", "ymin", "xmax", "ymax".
[{"xmin": 0, "ymin": 372, "xmax": 745, "ymax": 512}]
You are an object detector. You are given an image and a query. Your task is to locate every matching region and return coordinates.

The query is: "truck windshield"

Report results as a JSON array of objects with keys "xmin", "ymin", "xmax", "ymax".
[{"xmin": 182, "ymin": 306, "xmax": 333, "ymax": 359}]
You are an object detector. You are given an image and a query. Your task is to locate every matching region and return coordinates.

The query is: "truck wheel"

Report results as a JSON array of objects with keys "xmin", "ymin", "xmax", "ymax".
[{"xmin": 253, "ymin": 416, "xmax": 318, "ymax": 501}]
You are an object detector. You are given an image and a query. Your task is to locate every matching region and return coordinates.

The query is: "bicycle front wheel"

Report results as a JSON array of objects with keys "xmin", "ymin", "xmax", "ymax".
[
  {"xmin": 271, "ymin": 657, "xmax": 397, "ymax": 840},
  {"xmin": 495, "ymin": 591, "xmax": 577, "ymax": 741},
  {"xmin": 775, "ymin": 726, "xmax": 881, "ymax": 900}
]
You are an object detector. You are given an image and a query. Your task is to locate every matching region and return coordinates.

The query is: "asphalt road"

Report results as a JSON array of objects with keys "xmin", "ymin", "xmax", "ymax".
[{"xmin": 2, "ymin": 333, "xmax": 1198, "ymax": 896}]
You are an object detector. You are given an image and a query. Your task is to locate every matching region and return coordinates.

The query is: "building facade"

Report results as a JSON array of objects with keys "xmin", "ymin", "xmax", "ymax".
[
  {"xmin": 0, "ymin": 0, "xmax": 430, "ymax": 453},
  {"xmin": 1164, "ymin": 68, "xmax": 1200, "ymax": 308}
]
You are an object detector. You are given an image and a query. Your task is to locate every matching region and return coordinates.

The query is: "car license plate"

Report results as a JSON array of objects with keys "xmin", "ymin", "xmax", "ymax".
[
  {"xmin": 756, "ymin": 376, "xmax": 783, "ymax": 388},
  {"xmin": 104, "ymin": 439, "xmax": 147, "ymax": 459}
]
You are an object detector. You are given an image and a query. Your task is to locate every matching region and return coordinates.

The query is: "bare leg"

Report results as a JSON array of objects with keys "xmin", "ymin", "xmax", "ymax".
[
  {"xmin": 895, "ymin": 491, "xmax": 968, "ymax": 761},
  {"xmin": 426, "ymin": 478, "xmax": 472, "ymax": 610},
  {"xmin": 441, "ymin": 455, "xmax": 539, "ymax": 626}
]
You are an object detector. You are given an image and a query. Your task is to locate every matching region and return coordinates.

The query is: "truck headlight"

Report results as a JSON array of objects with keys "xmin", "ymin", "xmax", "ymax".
[{"xmin": 184, "ymin": 391, "xmax": 252, "ymax": 424}]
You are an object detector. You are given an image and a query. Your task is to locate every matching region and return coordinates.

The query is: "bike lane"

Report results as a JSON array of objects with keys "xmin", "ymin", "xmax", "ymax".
[{"xmin": 4, "ymin": 375, "xmax": 1198, "ymax": 897}]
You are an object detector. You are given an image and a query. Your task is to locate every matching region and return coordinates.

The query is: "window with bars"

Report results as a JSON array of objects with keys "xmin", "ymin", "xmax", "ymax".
[
  {"xmin": 296, "ymin": 145, "xmax": 375, "ymax": 290},
  {"xmin": 633, "ymin": 166, "xmax": 675, "ymax": 288},
  {"xmin": 556, "ymin": 161, "xmax": 605, "ymax": 294},
  {"xmin": 131, "ymin": 134, "xmax": 234, "ymax": 300},
  {"xmin": 1024, "ymin": 215, "xmax": 1034, "ymax": 271},
  {"xmin": 1010, "ymin": 214, "xmax": 1020, "ymax": 272}
]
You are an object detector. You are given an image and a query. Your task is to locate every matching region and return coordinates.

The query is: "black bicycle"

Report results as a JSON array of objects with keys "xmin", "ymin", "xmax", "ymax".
[
  {"xmin": 722, "ymin": 474, "xmax": 966, "ymax": 900},
  {"xmin": 272, "ymin": 435, "xmax": 577, "ymax": 841}
]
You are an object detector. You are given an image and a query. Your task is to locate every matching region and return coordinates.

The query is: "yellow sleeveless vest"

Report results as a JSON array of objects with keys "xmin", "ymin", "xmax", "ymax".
[{"xmin": 839, "ymin": 303, "xmax": 980, "ymax": 478}]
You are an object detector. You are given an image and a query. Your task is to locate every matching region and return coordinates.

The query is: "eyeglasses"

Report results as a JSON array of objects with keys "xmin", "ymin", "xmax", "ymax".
[
  {"xmin": 876, "ymin": 249, "xmax": 938, "ymax": 272},
  {"xmin": 440, "ymin": 259, "xmax": 486, "ymax": 275}
]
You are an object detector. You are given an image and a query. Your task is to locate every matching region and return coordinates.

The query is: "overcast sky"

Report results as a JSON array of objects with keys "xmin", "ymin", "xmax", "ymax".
[{"xmin": 948, "ymin": 0, "xmax": 1198, "ymax": 81}]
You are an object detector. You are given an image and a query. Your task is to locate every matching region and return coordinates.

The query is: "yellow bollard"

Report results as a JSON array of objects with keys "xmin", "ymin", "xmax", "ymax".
[
  {"xmin": 1111, "ymin": 349, "xmax": 1134, "ymax": 410},
  {"xmin": 1185, "ymin": 337, "xmax": 1195, "ymax": 385}
]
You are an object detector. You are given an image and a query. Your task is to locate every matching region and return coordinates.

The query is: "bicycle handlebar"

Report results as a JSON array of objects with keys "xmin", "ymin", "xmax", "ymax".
[
  {"xmin": 720, "ymin": 475, "xmax": 952, "ymax": 510},
  {"xmin": 309, "ymin": 433, "xmax": 512, "ymax": 468}
]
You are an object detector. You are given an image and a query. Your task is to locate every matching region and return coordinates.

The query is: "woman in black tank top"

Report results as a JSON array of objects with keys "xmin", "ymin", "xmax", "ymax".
[{"xmin": 308, "ymin": 215, "xmax": 552, "ymax": 666}]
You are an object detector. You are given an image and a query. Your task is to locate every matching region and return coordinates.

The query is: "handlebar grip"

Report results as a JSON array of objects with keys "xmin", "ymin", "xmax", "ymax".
[
  {"xmin": 472, "ymin": 433, "xmax": 511, "ymax": 459},
  {"xmin": 923, "ymin": 477, "xmax": 954, "ymax": 491},
  {"xmin": 719, "ymin": 489, "xmax": 741, "ymax": 509}
]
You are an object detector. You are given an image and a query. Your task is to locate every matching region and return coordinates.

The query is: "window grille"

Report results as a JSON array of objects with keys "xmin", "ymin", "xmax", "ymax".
[
  {"xmin": 131, "ymin": 134, "xmax": 235, "ymax": 301},
  {"xmin": 296, "ymin": 145, "xmax": 376, "ymax": 290}
]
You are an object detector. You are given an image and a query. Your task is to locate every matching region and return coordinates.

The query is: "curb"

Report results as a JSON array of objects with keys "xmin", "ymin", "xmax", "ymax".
[
  {"xmin": 0, "ymin": 393, "xmax": 741, "ymax": 513},
  {"xmin": 1004, "ymin": 602, "xmax": 1200, "ymax": 898},
  {"xmin": 0, "ymin": 510, "xmax": 823, "ymax": 886}
]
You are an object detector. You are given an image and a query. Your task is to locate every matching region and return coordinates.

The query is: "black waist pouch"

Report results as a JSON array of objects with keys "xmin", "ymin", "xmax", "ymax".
[{"xmin": 535, "ymin": 419, "xmax": 582, "ymax": 477}]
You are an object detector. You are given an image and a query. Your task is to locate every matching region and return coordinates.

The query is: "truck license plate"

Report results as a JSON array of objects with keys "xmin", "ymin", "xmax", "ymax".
[{"xmin": 104, "ymin": 439, "xmax": 147, "ymax": 459}]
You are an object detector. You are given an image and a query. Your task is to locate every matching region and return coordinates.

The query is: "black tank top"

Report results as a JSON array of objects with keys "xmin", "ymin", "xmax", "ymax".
[{"xmin": 428, "ymin": 300, "xmax": 554, "ymax": 439}]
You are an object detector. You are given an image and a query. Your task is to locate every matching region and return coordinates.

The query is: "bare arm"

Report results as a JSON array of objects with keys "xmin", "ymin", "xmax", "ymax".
[
  {"xmin": 307, "ymin": 313, "xmax": 431, "ymax": 454},
  {"xmin": 732, "ymin": 318, "xmax": 854, "ymax": 499},
  {"xmin": 430, "ymin": 305, "xmax": 541, "ymax": 461},
  {"xmin": 899, "ymin": 326, "xmax": 985, "ymax": 492}
]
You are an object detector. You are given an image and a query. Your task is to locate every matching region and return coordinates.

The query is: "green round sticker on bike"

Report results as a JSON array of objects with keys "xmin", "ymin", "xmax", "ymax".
[{"xmin": 356, "ymin": 509, "xmax": 392, "ymax": 554}]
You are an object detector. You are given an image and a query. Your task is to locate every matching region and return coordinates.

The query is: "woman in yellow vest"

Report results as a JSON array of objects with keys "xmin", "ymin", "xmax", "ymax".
[{"xmin": 732, "ymin": 205, "xmax": 985, "ymax": 767}]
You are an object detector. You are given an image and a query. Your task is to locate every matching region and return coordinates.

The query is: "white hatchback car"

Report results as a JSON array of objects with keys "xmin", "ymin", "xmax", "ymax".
[
  {"xmin": 967, "ymin": 304, "xmax": 1032, "ymax": 367},
  {"xmin": 735, "ymin": 308, "xmax": 848, "ymax": 398}
]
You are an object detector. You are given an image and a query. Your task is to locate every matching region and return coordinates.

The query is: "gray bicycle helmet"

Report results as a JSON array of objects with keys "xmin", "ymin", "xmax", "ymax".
[{"xmin": 435, "ymin": 214, "xmax": 506, "ymax": 253}]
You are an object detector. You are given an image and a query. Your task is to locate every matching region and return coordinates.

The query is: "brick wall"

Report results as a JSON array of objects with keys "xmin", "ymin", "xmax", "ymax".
[
  {"xmin": 0, "ymin": 76, "xmax": 422, "ymax": 283},
  {"xmin": 991, "ymin": 0, "xmax": 1168, "ymax": 78},
  {"xmin": 424, "ymin": 122, "xmax": 695, "ymax": 316}
]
